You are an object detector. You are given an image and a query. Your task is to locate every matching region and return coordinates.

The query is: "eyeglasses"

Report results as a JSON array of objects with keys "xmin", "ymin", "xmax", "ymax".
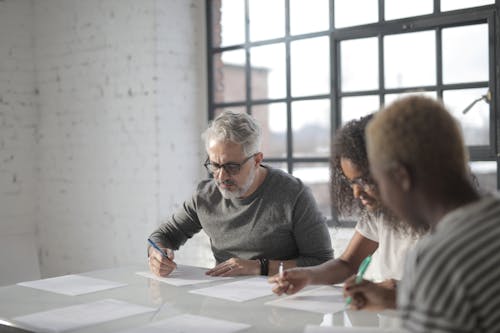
[
  {"xmin": 341, "ymin": 174, "xmax": 376, "ymax": 191},
  {"xmin": 204, "ymin": 154, "xmax": 256, "ymax": 176}
]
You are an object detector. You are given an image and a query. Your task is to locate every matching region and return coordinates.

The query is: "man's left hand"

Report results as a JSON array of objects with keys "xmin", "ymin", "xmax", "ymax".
[{"xmin": 206, "ymin": 258, "xmax": 260, "ymax": 276}]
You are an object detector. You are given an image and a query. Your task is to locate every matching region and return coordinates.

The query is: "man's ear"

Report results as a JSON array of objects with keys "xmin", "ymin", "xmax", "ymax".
[
  {"xmin": 254, "ymin": 152, "xmax": 264, "ymax": 165},
  {"xmin": 391, "ymin": 163, "xmax": 412, "ymax": 192}
]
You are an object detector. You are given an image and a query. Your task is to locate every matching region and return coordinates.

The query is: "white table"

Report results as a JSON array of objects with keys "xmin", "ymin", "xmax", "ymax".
[{"xmin": 0, "ymin": 265, "xmax": 402, "ymax": 332}]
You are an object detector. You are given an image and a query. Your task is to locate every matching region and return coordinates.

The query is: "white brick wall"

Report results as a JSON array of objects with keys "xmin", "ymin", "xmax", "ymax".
[
  {"xmin": 154, "ymin": 0, "xmax": 213, "ymax": 267},
  {"xmin": 0, "ymin": 0, "xmax": 40, "ymax": 285},
  {"xmin": 0, "ymin": 0, "xmax": 208, "ymax": 283},
  {"xmin": 34, "ymin": 0, "xmax": 207, "ymax": 277}
]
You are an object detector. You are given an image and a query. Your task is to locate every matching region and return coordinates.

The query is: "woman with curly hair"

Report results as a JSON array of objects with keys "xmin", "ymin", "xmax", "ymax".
[{"xmin": 269, "ymin": 114, "xmax": 425, "ymax": 295}]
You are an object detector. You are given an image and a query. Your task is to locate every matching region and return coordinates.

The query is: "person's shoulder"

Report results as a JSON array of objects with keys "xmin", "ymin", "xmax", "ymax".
[
  {"xmin": 479, "ymin": 192, "xmax": 500, "ymax": 211},
  {"xmin": 195, "ymin": 178, "xmax": 213, "ymax": 189},
  {"xmin": 427, "ymin": 195, "xmax": 500, "ymax": 248},
  {"xmin": 194, "ymin": 178, "xmax": 220, "ymax": 197},
  {"xmin": 411, "ymin": 197, "xmax": 497, "ymax": 272},
  {"xmin": 265, "ymin": 165, "xmax": 304, "ymax": 189}
]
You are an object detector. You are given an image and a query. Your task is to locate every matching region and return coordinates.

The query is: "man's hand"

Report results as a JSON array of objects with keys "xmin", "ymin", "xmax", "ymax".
[
  {"xmin": 148, "ymin": 246, "xmax": 177, "ymax": 277},
  {"xmin": 206, "ymin": 258, "xmax": 260, "ymax": 276},
  {"xmin": 268, "ymin": 268, "xmax": 312, "ymax": 296},
  {"xmin": 343, "ymin": 276, "xmax": 397, "ymax": 311}
]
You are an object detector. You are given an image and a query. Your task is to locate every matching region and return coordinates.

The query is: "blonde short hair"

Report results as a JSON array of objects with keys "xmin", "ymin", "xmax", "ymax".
[{"xmin": 366, "ymin": 95, "xmax": 469, "ymax": 191}]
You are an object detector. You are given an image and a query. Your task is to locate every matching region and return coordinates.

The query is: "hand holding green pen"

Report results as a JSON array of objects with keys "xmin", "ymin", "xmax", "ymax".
[{"xmin": 345, "ymin": 255, "xmax": 372, "ymax": 308}]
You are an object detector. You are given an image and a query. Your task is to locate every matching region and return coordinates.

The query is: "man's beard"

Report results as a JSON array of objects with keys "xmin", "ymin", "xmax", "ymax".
[{"xmin": 217, "ymin": 167, "xmax": 257, "ymax": 199}]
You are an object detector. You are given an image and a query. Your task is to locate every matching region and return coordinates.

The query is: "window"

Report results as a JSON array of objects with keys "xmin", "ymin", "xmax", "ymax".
[{"xmin": 207, "ymin": 0, "xmax": 499, "ymax": 223}]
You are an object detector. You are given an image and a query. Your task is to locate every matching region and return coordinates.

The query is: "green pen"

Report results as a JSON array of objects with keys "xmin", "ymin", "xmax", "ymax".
[{"xmin": 345, "ymin": 255, "xmax": 372, "ymax": 308}]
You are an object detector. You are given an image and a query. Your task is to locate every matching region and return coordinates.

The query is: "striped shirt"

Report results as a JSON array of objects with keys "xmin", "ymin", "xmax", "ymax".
[{"xmin": 398, "ymin": 195, "xmax": 500, "ymax": 333}]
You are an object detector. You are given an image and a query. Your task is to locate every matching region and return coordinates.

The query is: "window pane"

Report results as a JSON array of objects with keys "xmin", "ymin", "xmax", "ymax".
[
  {"xmin": 384, "ymin": 31, "xmax": 436, "ymax": 88},
  {"xmin": 443, "ymin": 88, "xmax": 490, "ymax": 146},
  {"xmin": 341, "ymin": 37, "xmax": 378, "ymax": 92},
  {"xmin": 292, "ymin": 99, "xmax": 330, "ymax": 157},
  {"xmin": 213, "ymin": 0, "xmax": 245, "ymax": 47},
  {"xmin": 213, "ymin": 50, "xmax": 246, "ymax": 103},
  {"xmin": 470, "ymin": 161, "xmax": 497, "ymax": 192},
  {"xmin": 250, "ymin": 43, "xmax": 286, "ymax": 100},
  {"xmin": 249, "ymin": 0, "xmax": 285, "ymax": 42},
  {"xmin": 341, "ymin": 95, "xmax": 379, "ymax": 124},
  {"xmin": 334, "ymin": 0, "xmax": 378, "ymax": 28},
  {"xmin": 252, "ymin": 103, "xmax": 287, "ymax": 158},
  {"xmin": 293, "ymin": 163, "xmax": 331, "ymax": 218},
  {"xmin": 290, "ymin": 0, "xmax": 329, "ymax": 35},
  {"xmin": 291, "ymin": 37, "xmax": 330, "ymax": 97},
  {"xmin": 442, "ymin": 24, "xmax": 488, "ymax": 84},
  {"xmin": 385, "ymin": 0, "xmax": 433, "ymax": 20},
  {"xmin": 441, "ymin": 0, "xmax": 494, "ymax": 12},
  {"xmin": 264, "ymin": 161, "xmax": 287, "ymax": 172},
  {"xmin": 384, "ymin": 91, "xmax": 437, "ymax": 106}
]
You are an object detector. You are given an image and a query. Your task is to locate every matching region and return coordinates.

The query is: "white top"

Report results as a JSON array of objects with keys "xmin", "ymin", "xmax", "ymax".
[{"xmin": 355, "ymin": 215, "xmax": 419, "ymax": 281}]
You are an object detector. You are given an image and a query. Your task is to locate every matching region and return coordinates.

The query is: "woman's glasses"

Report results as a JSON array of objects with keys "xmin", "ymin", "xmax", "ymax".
[{"xmin": 341, "ymin": 174, "xmax": 376, "ymax": 191}]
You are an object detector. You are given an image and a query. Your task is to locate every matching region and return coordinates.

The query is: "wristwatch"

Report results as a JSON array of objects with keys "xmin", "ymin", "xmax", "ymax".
[{"xmin": 259, "ymin": 258, "xmax": 269, "ymax": 276}]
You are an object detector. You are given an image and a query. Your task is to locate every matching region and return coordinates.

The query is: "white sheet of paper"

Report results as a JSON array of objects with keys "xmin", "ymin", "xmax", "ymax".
[
  {"xmin": 17, "ymin": 275, "xmax": 127, "ymax": 296},
  {"xmin": 265, "ymin": 286, "xmax": 346, "ymax": 314},
  {"xmin": 136, "ymin": 265, "xmax": 232, "ymax": 286},
  {"xmin": 117, "ymin": 313, "xmax": 251, "ymax": 333},
  {"xmin": 304, "ymin": 325, "xmax": 408, "ymax": 333},
  {"xmin": 189, "ymin": 276, "xmax": 273, "ymax": 302},
  {"xmin": 12, "ymin": 299, "xmax": 155, "ymax": 333}
]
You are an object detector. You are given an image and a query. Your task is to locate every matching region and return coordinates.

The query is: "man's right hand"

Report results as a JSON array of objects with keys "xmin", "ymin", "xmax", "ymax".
[
  {"xmin": 268, "ymin": 268, "xmax": 312, "ymax": 296},
  {"xmin": 148, "ymin": 246, "xmax": 177, "ymax": 277}
]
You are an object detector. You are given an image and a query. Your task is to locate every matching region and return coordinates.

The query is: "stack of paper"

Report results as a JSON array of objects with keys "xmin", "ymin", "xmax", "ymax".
[
  {"xmin": 13, "ymin": 299, "xmax": 155, "ymax": 333},
  {"xmin": 265, "ymin": 286, "xmax": 345, "ymax": 314},
  {"xmin": 116, "ymin": 313, "xmax": 251, "ymax": 333},
  {"xmin": 189, "ymin": 276, "xmax": 273, "ymax": 302},
  {"xmin": 17, "ymin": 275, "xmax": 127, "ymax": 296},
  {"xmin": 136, "ymin": 265, "xmax": 232, "ymax": 286}
]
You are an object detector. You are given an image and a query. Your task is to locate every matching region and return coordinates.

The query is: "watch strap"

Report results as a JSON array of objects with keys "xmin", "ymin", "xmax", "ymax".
[{"xmin": 259, "ymin": 258, "xmax": 269, "ymax": 276}]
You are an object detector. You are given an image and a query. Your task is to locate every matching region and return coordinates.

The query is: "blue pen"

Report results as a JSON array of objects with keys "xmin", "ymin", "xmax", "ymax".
[{"xmin": 147, "ymin": 238, "xmax": 169, "ymax": 259}]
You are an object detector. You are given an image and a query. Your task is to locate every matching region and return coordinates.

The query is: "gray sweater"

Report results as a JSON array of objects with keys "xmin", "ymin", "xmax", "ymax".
[{"xmin": 149, "ymin": 165, "xmax": 333, "ymax": 266}]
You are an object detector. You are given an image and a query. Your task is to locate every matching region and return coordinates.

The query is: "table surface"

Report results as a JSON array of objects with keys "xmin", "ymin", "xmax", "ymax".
[{"xmin": 0, "ymin": 265, "xmax": 402, "ymax": 333}]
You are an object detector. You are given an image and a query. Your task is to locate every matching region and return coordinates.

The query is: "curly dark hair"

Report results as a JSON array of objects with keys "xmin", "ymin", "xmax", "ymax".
[{"xmin": 331, "ymin": 114, "xmax": 413, "ymax": 234}]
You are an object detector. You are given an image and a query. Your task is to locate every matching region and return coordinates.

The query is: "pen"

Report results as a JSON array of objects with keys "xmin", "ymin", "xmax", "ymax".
[
  {"xmin": 345, "ymin": 255, "xmax": 372, "ymax": 308},
  {"xmin": 279, "ymin": 261, "xmax": 284, "ymax": 278},
  {"xmin": 147, "ymin": 238, "xmax": 169, "ymax": 259}
]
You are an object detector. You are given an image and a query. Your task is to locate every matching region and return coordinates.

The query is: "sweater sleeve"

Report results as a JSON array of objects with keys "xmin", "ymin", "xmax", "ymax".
[
  {"xmin": 292, "ymin": 186, "xmax": 334, "ymax": 266},
  {"xmin": 148, "ymin": 191, "xmax": 203, "ymax": 250}
]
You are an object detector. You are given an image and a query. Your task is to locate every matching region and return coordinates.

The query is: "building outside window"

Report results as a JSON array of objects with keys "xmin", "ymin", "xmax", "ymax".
[{"xmin": 207, "ymin": 0, "xmax": 500, "ymax": 225}]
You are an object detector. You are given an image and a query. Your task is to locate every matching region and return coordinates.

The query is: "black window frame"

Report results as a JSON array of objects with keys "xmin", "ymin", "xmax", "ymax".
[{"xmin": 206, "ymin": 0, "xmax": 500, "ymax": 225}]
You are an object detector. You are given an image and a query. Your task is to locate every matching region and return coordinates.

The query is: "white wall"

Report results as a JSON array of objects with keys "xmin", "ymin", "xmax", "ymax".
[
  {"xmin": 154, "ymin": 0, "xmax": 213, "ymax": 267},
  {"xmin": 0, "ymin": 0, "xmax": 40, "ymax": 285},
  {"xmin": 0, "ymin": 0, "xmax": 207, "ymax": 284},
  {"xmin": 34, "ymin": 0, "xmax": 207, "ymax": 277}
]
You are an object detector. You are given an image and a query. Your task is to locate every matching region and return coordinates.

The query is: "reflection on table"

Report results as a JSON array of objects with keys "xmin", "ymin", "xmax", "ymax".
[{"xmin": 0, "ymin": 265, "xmax": 403, "ymax": 333}]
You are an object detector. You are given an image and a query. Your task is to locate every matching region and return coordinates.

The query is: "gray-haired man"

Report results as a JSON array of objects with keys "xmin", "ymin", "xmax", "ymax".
[{"xmin": 148, "ymin": 110, "xmax": 333, "ymax": 277}]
